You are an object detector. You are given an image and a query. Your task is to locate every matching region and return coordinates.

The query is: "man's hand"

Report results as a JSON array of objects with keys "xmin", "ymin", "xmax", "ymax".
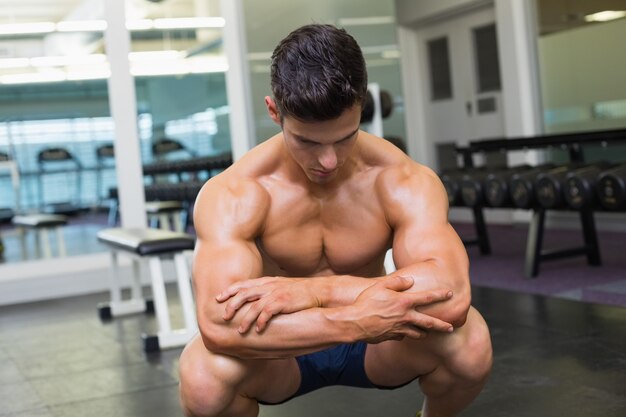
[
  {"xmin": 216, "ymin": 277, "xmax": 325, "ymax": 333},
  {"xmin": 350, "ymin": 275, "xmax": 454, "ymax": 344}
]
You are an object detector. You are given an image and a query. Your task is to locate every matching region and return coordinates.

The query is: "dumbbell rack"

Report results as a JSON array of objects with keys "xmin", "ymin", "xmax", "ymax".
[{"xmin": 460, "ymin": 128, "xmax": 626, "ymax": 278}]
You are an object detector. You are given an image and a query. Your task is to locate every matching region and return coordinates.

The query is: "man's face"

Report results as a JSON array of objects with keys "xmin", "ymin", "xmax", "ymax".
[{"xmin": 280, "ymin": 105, "xmax": 361, "ymax": 184}]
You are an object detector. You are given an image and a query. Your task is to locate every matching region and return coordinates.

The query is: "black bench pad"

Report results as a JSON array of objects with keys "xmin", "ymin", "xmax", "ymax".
[
  {"xmin": 13, "ymin": 214, "xmax": 68, "ymax": 227},
  {"xmin": 97, "ymin": 228, "xmax": 195, "ymax": 256}
]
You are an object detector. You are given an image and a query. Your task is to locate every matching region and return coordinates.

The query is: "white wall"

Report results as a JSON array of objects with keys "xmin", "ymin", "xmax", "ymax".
[
  {"xmin": 394, "ymin": 0, "xmax": 491, "ymax": 26},
  {"xmin": 539, "ymin": 18, "xmax": 626, "ymax": 133}
]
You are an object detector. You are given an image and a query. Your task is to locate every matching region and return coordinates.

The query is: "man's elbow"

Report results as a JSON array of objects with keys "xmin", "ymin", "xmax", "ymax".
[
  {"xmin": 448, "ymin": 288, "xmax": 471, "ymax": 328},
  {"xmin": 198, "ymin": 318, "xmax": 238, "ymax": 355}
]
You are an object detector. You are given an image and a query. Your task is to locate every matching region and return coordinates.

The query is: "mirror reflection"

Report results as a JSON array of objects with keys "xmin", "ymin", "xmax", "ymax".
[{"xmin": 0, "ymin": 0, "xmax": 229, "ymax": 264}]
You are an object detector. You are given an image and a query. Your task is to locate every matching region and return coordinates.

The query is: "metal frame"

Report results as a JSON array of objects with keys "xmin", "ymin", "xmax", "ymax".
[{"xmin": 101, "ymin": 247, "xmax": 197, "ymax": 352}]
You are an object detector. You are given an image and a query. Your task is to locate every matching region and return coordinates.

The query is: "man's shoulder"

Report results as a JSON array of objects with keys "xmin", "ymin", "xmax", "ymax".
[
  {"xmin": 375, "ymin": 156, "xmax": 437, "ymax": 189},
  {"xmin": 201, "ymin": 173, "xmax": 270, "ymax": 207},
  {"xmin": 194, "ymin": 174, "xmax": 271, "ymax": 237},
  {"xmin": 202, "ymin": 136, "xmax": 282, "ymax": 197},
  {"xmin": 373, "ymin": 154, "xmax": 443, "ymax": 208}
]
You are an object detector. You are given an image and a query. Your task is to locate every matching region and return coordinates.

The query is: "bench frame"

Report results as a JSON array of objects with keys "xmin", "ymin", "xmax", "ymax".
[{"xmin": 99, "ymin": 239, "xmax": 197, "ymax": 352}]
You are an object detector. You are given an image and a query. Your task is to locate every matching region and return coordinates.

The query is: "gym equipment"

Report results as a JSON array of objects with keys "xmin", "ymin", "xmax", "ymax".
[
  {"xmin": 439, "ymin": 170, "xmax": 466, "ymax": 207},
  {"xmin": 12, "ymin": 214, "xmax": 68, "ymax": 259},
  {"xmin": 0, "ymin": 151, "xmax": 19, "ymax": 223},
  {"xmin": 483, "ymin": 165, "xmax": 535, "ymax": 207},
  {"xmin": 360, "ymin": 88, "xmax": 394, "ymax": 124},
  {"xmin": 563, "ymin": 162, "xmax": 614, "ymax": 210},
  {"xmin": 459, "ymin": 166, "xmax": 507, "ymax": 207},
  {"xmin": 597, "ymin": 163, "xmax": 626, "ymax": 210},
  {"xmin": 439, "ymin": 168, "xmax": 490, "ymax": 207},
  {"xmin": 534, "ymin": 164, "xmax": 588, "ymax": 209},
  {"xmin": 146, "ymin": 201, "xmax": 185, "ymax": 232},
  {"xmin": 36, "ymin": 147, "xmax": 83, "ymax": 215},
  {"xmin": 509, "ymin": 164, "xmax": 563, "ymax": 209},
  {"xmin": 97, "ymin": 227, "xmax": 196, "ymax": 352}
]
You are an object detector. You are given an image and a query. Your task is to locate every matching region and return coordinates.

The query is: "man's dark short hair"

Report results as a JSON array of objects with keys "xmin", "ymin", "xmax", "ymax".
[{"xmin": 270, "ymin": 24, "xmax": 368, "ymax": 122}]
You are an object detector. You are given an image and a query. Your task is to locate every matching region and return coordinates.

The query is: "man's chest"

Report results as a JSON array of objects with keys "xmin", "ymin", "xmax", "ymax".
[{"xmin": 258, "ymin": 192, "xmax": 392, "ymax": 276}]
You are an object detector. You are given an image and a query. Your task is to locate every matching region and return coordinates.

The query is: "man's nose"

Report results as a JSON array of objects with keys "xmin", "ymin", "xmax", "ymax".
[{"xmin": 318, "ymin": 146, "xmax": 338, "ymax": 171}]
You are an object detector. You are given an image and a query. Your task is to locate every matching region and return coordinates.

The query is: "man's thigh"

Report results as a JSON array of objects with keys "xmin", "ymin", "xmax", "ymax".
[
  {"xmin": 363, "ymin": 306, "xmax": 488, "ymax": 387},
  {"xmin": 179, "ymin": 334, "xmax": 301, "ymax": 405}
]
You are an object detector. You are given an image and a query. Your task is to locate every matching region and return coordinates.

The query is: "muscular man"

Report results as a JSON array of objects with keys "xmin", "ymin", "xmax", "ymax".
[{"xmin": 179, "ymin": 24, "xmax": 492, "ymax": 417}]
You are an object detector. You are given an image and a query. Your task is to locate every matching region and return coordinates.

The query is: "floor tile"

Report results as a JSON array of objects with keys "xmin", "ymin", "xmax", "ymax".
[
  {"xmin": 29, "ymin": 363, "xmax": 177, "ymax": 406},
  {"xmin": 49, "ymin": 386, "xmax": 183, "ymax": 417}
]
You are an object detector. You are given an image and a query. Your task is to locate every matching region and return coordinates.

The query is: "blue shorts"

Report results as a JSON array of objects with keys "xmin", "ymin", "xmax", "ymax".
[{"xmin": 259, "ymin": 342, "xmax": 416, "ymax": 405}]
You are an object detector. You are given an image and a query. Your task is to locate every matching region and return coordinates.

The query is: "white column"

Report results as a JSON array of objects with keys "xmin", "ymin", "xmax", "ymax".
[
  {"xmin": 103, "ymin": 0, "xmax": 147, "ymax": 228},
  {"xmin": 495, "ymin": 0, "xmax": 543, "ymax": 138},
  {"xmin": 220, "ymin": 0, "xmax": 256, "ymax": 161},
  {"xmin": 397, "ymin": 26, "xmax": 431, "ymax": 165}
]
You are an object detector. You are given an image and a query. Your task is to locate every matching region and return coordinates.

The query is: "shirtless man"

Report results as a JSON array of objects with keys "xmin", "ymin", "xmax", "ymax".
[{"xmin": 179, "ymin": 24, "xmax": 492, "ymax": 417}]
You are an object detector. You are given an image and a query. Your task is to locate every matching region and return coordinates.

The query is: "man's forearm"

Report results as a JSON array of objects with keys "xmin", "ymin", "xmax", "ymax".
[
  {"xmin": 390, "ymin": 260, "xmax": 471, "ymax": 327},
  {"xmin": 314, "ymin": 275, "xmax": 381, "ymax": 307},
  {"xmin": 201, "ymin": 305, "xmax": 358, "ymax": 359}
]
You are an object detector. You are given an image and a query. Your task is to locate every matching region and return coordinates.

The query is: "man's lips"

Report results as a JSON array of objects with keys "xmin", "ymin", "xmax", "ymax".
[{"xmin": 312, "ymin": 169, "xmax": 335, "ymax": 176}]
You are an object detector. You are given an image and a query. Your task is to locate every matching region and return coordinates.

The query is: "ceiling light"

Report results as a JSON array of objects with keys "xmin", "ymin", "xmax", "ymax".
[
  {"xmin": 126, "ymin": 19, "xmax": 154, "ymax": 31},
  {"xmin": 30, "ymin": 54, "xmax": 107, "ymax": 67},
  {"xmin": 0, "ymin": 58, "xmax": 30, "ymax": 69},
  {"xmin": 66, "ymin": 70, "xmax": 111, "ymax": 81},
  {"xmin": 337, "ymin": 16, "xmax": 395, "ymax": 26},
  {"xmin": 56, "ymin": 20, "xmax": 107, "ymax": 32},
  {"xmin": 153, "ymin": 17, "xmax": 225, "ymax": 29},
  {"xmin": 1, "ymin": 72, "xmax": 66, "ymax": 84},
  {"xmin": 584, "ymin": 11, "xmax": 626, "ymax": 22},
  {"xmin": 0, "ymin": 22, "xmax": 56, "ymax": 35},
  {"xmin": 0, "ymin": 17, "xmax": 225, "ymax": 37},
  {"xmin": 128, "ymin": 50, "xmax": 184, "ymax": 62}
]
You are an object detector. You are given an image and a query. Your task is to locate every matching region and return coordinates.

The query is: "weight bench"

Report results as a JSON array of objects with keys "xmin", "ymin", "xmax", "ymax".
[
  {"xmin": 97, "ymin": 227, "xmax": 197, "ymax": 352},
  {"xmin": 12, "ymin": 214, "xmax": 68, "ymax": 259},
  {"xmin": 146, "ymin": 201, "xmax": 185, "ymax": 232}
]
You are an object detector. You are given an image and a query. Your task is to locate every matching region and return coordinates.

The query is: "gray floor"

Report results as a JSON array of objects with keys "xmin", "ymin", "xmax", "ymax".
[{"xmin": 1, "ymin": 284, "xmax": 625, "ymax": 417}]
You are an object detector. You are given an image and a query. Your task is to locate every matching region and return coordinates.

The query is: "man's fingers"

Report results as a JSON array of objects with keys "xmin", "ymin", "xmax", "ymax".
[
  {"xmin": 255, "ymin": 305, "xmax": 277, "ymax": 333},
  {"xmin": 381, "ymin": 275, "xmax": 414, "ymax": 292},
  {"xmin": 223, "ymin": 291, "xmax": 261, "ymax": 320},
  {"xmin": 403, "ymin": 327, "xmax": 427, "ymax": 340},
  {"xmin": 216, "ymin": 284, "xmax": 242, "ymax": 302},
  {"xmin": 237, "ymin": 302, "xmax": 265, "ymax": 333},
  {"xmin": 409, "ymin": 311, "xmax": 454, "ymax": 333},
  {"xmin": 410, "ymin": 289, "xmax": 453, "ymax": 307},
  {"xmin": 216, "ymin": 277, "xmax": 278, "ymax": 302}
]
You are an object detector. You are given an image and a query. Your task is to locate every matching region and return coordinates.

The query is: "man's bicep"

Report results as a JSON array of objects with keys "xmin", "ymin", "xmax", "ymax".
[
  {"xmin": 388, "ymin": 168, "xmax": 469, "ymax": 290},
  {"xmin": 193, "ymin": 237, "xmax": 264, "ymax": 326},
  {"xmin": 392, "ymin": 221, "xmax": 466, "ymax": 271}
]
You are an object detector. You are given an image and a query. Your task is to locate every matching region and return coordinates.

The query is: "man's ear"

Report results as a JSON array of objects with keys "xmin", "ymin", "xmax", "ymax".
[{"xmin": 265, "ymin": 96, "xmax": 282, "ymax": 126}]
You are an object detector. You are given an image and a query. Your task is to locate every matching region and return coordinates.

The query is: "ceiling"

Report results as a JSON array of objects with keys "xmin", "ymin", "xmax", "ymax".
[
  {"xmin": 537, "ymin": 0, "xmax": 626, "ymax": 35},
  {"xmin": 0, "ymin": 0, "xmax": 212, "ymax": 24},
  {"xmin": 0, "ymin": 0, "xmax": 86, "ymax": 24},
  {"xmin": 1, "ymin": 0, "xmax": 625, "ymax": 33}
]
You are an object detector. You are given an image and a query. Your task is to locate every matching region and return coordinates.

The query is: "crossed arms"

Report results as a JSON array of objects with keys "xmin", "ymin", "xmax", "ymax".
[{"xmin": 192, "ymin": 166, "xmax": 471, "ymax": 359}]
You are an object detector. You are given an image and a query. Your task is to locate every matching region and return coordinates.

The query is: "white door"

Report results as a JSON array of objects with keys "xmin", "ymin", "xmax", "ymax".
[{"xmin": 417, "ymin": 6, "xmax": 505, "ymax": 170}]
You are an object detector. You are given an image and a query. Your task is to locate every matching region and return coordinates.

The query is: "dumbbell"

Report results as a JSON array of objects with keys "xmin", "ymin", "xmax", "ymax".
[
  {"xmin": 563, "ymin": 162, "xmax": 615, "ymax": 210},
  {"xmin": 535, "ymin": 164, "xmax": 589, "ymax": 209},
  {"xmin": 459, "ymin": 167, "xmax": 507, "ymax": 207},
  {"xmin": 439, "ymin": 169, "xmax": 466, "ymax": 207},
  {"xmin": 360, "ymin": 90, "xmax": 394, "ymax": 123},
  {"xmin": 596, "ymin": 163, "xmax": 626, "ymax": 210},
  {"xmin": 483, "ymin": 165, "xmax": 536, "ymax": 207},
  {"xmin": 509, "ymin": 164, "xmax": 561, "ymax": 209},
  {"xmin": 439, "ymin": 168, "xmax": 491, "ymax": 207}
]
